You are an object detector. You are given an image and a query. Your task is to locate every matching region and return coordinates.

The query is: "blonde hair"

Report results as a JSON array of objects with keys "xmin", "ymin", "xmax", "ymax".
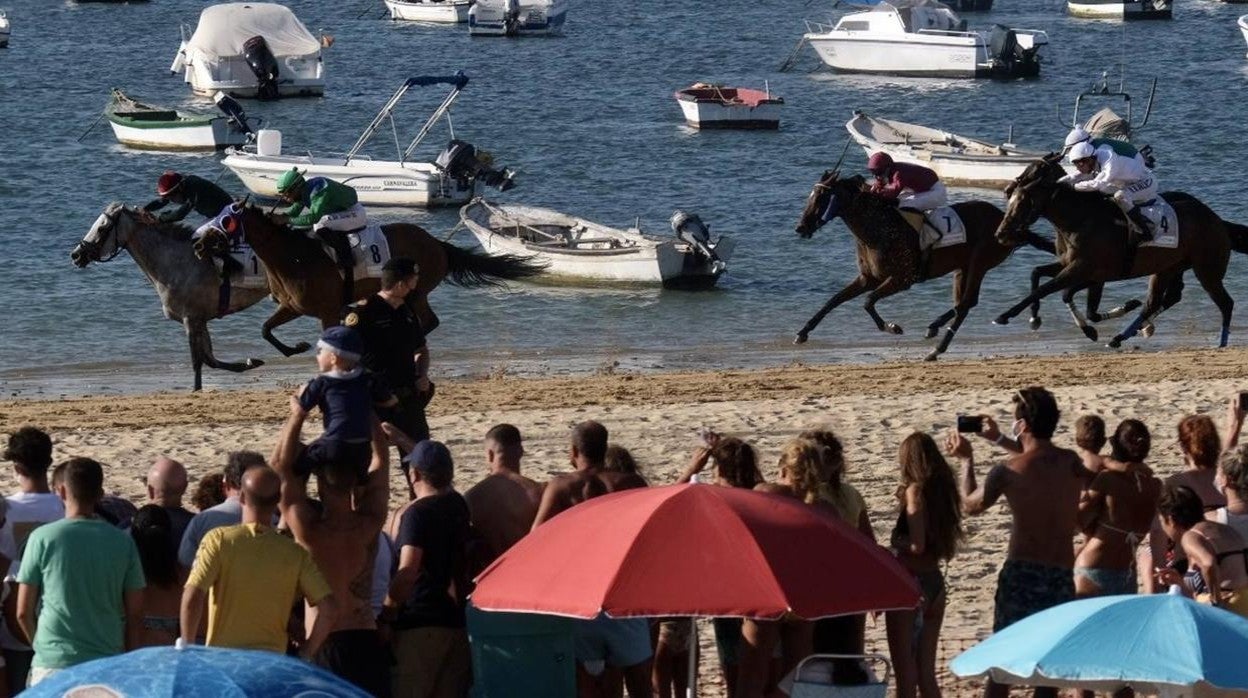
[{"xmin": 778, "ymin": 439, "xmax": 828, "ymax": 505}]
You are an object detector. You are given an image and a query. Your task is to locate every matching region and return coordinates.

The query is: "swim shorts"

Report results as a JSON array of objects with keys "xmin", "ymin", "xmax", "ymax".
[
  {"xmin": 993, "ymin": 559, "xmax": 1074, "ymax": 632},
  {"xmin": 573, "ymin": 614, "xmax": 652, "ymax": 670}
]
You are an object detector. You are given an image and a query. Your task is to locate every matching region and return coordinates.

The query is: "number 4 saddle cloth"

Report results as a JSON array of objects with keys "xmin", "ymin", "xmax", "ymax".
[
  {"xmin": 1138, "ymin": 199, "xmax": 1179, "ymax": 249},
  {"xmin": 898, "ymin": 207, "xmax": 967, "ymax": 251},
  {"xmin": 318, "ymin": 223, "xmax": 393, "ymax": 279}
]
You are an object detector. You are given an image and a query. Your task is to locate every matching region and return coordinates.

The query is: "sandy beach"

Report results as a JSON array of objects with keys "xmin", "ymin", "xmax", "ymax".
[{"xmin": 3, "ymin": 347, "xmax": 1246, "ymax": 695}]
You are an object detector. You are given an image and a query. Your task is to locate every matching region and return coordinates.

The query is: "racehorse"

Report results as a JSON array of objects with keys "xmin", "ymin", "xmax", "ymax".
[
  {"xmin": 70, "ymin": 203, "xmax": 270, "ymax": 391},
  {"xmin": 793, "ymin": 170, "xmax": 1057, "ymax": 361},
  {"xmin": 194, "ymin": 203, "xmax": 544, "ymax": 357},
  {"xmin": 995, "ymin": 154, "xmax": 1248, "ymax": 348}
]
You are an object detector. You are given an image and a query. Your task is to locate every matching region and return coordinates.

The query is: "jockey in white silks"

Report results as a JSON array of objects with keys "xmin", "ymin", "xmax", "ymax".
[{"xmin": 1059, "ymin": 141, "xmax": 1158, "ymax": 241}]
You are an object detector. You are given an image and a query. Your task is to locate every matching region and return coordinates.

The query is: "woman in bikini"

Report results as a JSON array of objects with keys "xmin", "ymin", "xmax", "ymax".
[
  {"xmin": 886, "ymin": 432, "xmax": 965, "ymax": 698},
  {"xmin": 130, "ymin": 505, "xmax": 183, "ymax": 647},
  {"xmin": 1074, "ymin": 420, "xmax": 1162, "ymax": 597},
  {"xmin": 1155, "ymin": 484, "xmax": 1248, "ymax": 618}
]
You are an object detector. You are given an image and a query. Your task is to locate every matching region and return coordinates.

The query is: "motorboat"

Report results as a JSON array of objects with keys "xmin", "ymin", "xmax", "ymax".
[
  {"xmin": 385, "ymin": 0, "xmax": 472, "ymax": 22},
  {"xmin": 1066, "ymin": 0, "xmax": 1170, "ymax": 19},
  {"xmin": 802, "ymin": 0, "xmax": 1048, "ymax": 79},
  {"xmin": 1240, "ymin": 15, "xmax": 1248, "ymax": 57},
  {"xmin": 104, "ymin": 89, "xmax": 256, "ymax": 151},
  {"xmin": 170, "ymin": 3, "xmax": 326, "ymax": 99},
  {"xmin": 674, "ymin": 83, "xmax": 783, "ymax": 130},
  {"xmin": 0, "ymin": 11, "xmax": 9, "ymax": 48},
  {"xmin": 469, "ymin": 0, "xmax": 569, "ymax": 36},
  {"xmin": 846, "ymin": 111, "xmax": 1070, "ymax": 187},
  {"xmin": 459, "ymin": 199, "xmax": 735, "ymax": 288},
  {"xmin": 222, "ymin": 73, "xmax": 516, "ymax": 207}
]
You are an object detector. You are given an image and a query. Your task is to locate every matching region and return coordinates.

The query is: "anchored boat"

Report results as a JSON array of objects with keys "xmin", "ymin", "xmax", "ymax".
[
  {"xmin": 1239, "ymin": 15, "xmax": 1248, "ymax": 57},
  {"xmin": 384, "ymin": 0, "xmax": 472, "ymax": 23},
  {"xmin": 222, "ymin": 73, "xmax": 515, "ymax": 207},
  {"xmin": 469, "ymin": 0, "xmax": 569, "ymax": 36},
  {"xmin": 1066, "ymin": 0, "xmax": 1170, "ymax": 19},
  {"xmin": 802, "ymin": 0, "xmax": 1048, "ymax": 79},
  {"xmin": 104, "ymin": 89, "xmax": 256, "ymax": 151},
  {"xmin": 459, "ymin": 199, "xmax": 734, "ymax": 288},
  {"xmin": 0, "ymin": 11, "xmax": 9, "ymax": 48},
  {"xmin": 674, "ymin": 83, "xmax": 783, "ymax": 130}
]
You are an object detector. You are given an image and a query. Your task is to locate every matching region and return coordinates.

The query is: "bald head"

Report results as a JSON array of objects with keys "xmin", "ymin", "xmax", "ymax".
[
  {"xmin": 239, "ymin": 466, "xmax": 281, "ymax": 521},
  {"xmin": 147, "ymin": 457, "xmax": 188, "ymax": 506}
]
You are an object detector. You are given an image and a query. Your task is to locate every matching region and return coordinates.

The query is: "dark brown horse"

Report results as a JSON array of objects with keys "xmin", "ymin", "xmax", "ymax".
[
  {"xmin": 794, "ymin": 170, "xmax": 1055, "ymax": 360},
  {"xmin": 995, "ymin": 155, "xmax": 1248, "ymax": 348},
  {"xmin": 195, "ymin": 203, "xmax": 543, "ymax": 356}
]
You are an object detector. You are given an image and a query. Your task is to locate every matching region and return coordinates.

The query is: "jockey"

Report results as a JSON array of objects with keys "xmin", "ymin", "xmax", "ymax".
[
  {"xmin": 1060, "ymin": 141, "xmax": 1156, "ymax": 241},
  {"xmin": 867, "ymin": 152, "xmax": 948, "ymax": 212},
  {"xmin": 1063, "ymin": 126, "xmax": 1150, "ymax": 168},
  {"xmin": 275, "ymin": 168, "xmax": 366, "ymax": 304},
  {"xmin": 143, "ymin": 171, "xmax": 233, "ymax": 226}
]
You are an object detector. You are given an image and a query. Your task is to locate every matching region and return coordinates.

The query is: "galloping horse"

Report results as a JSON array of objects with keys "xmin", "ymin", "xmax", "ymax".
[
  {"xmin": 195, "ymin": 204, "xmax": 544, "ymax": 356},
  {"xmin": 994, "ymin": 154, "xmax": 1248, "ymax": 348},
  {"xmin": 793, "ymin": 170, "xmax": 1056, "ymax": 360},
  {"xmin": 71, "ymin": 203, "xmax": 270, "ymax": 391}
]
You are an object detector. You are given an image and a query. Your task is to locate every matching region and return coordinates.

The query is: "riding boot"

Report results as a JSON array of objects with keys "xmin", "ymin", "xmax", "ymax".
[
  {"xmin": 317, "ymin": 230, "xmax": 356, "ymax": 305},
  {"xmin": 218, "ymin": 251, "xmax": 243, "ymax": 278},
  {"xmin": 918, "ymin": 246, "xmax": 932, "ymax": 282},
  {"xmin": 1127, "ymin": 207, "xmax": 1153, "ymax": 241}
]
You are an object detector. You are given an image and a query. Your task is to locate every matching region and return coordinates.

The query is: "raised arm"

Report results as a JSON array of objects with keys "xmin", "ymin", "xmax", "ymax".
[
  {"xmin": 947, "ymin": 430, "xmax": 1005, "ymax": 516},
  {"xmin": 1226, "ymin": 393, "xmax": 1245, "ymax": 451},
  {"xmin": 271, "ymin": 397, "xmax": 315, "ymax": 538},
  {"xmin": 677, "ymin": 447, "xmax": 713, "ymax": 484},
  {"xmin": 360, "ymin": 419, "xmax": 392, "ymax": 525},
  {"xmin": 976, "ymin": 416, "xmax": 1023, "ymax": 455}
]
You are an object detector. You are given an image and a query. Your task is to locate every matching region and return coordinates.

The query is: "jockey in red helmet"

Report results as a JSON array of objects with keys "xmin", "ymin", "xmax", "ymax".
[
  {"xmin": 142, "ymin": 171, "xmax": 234, "ymax": 226},
  {"xmin": 867, "ymin": 152, "xmax": 947, "ymax": 211}
]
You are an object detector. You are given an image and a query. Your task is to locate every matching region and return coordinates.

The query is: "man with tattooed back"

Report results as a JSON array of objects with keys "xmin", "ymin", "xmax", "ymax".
[{"xmin": 270, "ymin": 397, "xmax": 392, "ymax": 697}]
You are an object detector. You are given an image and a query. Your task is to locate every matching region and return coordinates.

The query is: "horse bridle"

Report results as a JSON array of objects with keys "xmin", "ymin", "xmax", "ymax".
[{"xmin": 79, "ymin": 208, "xmax": 128, "ymax": 263}]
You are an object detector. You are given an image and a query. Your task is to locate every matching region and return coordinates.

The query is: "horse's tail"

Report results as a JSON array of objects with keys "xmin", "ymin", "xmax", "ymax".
[
  {"xmin": 1224, "ymin": 221, "xmax": 1248, "ymax": 255},
  {"xmin": 1024, "ymin": 232, "xmax": 1056, "ymax": 255},
  {"xmin": 438, "ymin": 240, "xmax": 547, "ymax": 287}
]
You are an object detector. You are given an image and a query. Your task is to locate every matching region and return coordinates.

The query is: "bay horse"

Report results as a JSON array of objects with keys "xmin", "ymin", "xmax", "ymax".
[
  {"xmin": 70, "ymin": 203, "xmax": 270, "ymax": 391},
  {"xmin": 994, "ymin": 154, "xmax": 1248, "ymax": 348},
  {"xmin": 194, "ymin": 203, "xmax": 544, "ymax": 356},
  {"xmin": 793, "ymin": 170, "xmax": 1056, "ymax": 361}
]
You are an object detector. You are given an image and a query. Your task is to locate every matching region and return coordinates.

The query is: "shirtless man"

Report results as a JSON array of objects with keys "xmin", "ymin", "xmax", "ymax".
[
  {"xmin": 946, "ymin": 387, "xmax": 1083, "ymax": 698},
  {"xmin": 271, "ymin": 397, "xmax": 391, "ymax": 697},
  {"xmin": 463, "ymin": 424, "xmax": 543, "ymax": 566},
  {"xmin": 532, "ymin": 421, "xmax": 644, "ymax": 529}
]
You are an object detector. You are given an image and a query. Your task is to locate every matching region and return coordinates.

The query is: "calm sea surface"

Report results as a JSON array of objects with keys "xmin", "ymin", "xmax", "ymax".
[{"xmin": 1, "ymin": 0, "xmax": 1246, "ymax": 396}]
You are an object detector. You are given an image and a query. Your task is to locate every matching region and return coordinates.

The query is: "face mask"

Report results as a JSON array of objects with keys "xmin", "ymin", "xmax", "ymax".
[{"xmin": 1011, "ymin": 419, "xmax": 1025, "ymax": 440}]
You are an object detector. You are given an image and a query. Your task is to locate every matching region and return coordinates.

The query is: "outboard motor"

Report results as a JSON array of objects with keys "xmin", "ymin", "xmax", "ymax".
[
  {"xmin": 213, "ymin": 92, "xmax": 254, "ymax": 135},
  {"xmin": 435, "ymin": 139, "xmax": 517, "ymax": 192},
  {"xmin": 670, "ymin": 210, "xmax": 719, "ymax": 264},
  {"xmin": 988, "ymin": 25, "xmax": 1039, "ymax": 79},
  {"xmin": 502, "ymin": 0, "xmax": 522, "ymax": 35},
  {"xmin": 242, "ymin": 35, "xmax": 280, "ymax": 100}
]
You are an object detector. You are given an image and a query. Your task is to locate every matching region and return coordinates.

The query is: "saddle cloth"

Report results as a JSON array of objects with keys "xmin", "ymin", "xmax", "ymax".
[
  {"xmin": 900, "ymin": 206, "xmax": 967, "ymax": 251},
  {"xmin": 319, "ymin": 223, "xmax": 392, "ymax": 279},
  {"xmin": 220, "ymin": 243, "xmax": 268, "ymax": 289},
  {"xmin": 1139, "ymin": 199, "xmax": 1179, "ymax": 249}
]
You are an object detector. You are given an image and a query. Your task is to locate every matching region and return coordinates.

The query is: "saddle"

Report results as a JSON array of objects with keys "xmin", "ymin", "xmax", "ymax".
[
  {"xmin": 315, "ymin": 223, "xmax": 392, "ymax": 279},
  {"xmin": 899, "ymin": 207, "xmax": 967, "ymax": 251}
]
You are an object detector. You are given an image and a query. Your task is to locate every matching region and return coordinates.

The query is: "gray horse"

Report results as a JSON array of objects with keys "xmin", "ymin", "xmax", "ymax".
[{"xmin": 71, "ymin": 203, "xmax": 269, "ymax": 391}]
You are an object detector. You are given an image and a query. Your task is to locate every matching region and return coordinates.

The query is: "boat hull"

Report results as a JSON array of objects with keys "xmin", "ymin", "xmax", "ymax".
[
  {"xmin": 805, "ymin": 34, "xmax": 1038, "ymax": 79},
  {"xmin": 385, "ymin": 0, "xmax": 471, "ymax": 22},
  {"xmin": 1239, "ymin": 15, "xmax": 1248, "ymax": 55},
  {"xmin": 1066, "ymin": 0, "xmax": 1172, "ymax": 19},
  {"xmin": 460, "ymin": 202, "xmax": 730, "ymax": 287},
  {"xmin": 222, "ymin": 152, "xmax": 473, "ymax": 207},
  {"xmin": 469, "ymin": 0, "xmax": 569, "ymax": 36},
  {"xmin": 676, "ymin": 99, "xmax": 781, "ymax": 129},
  {"xmin": 175, "ymin": 44, "xmax": 325, "ymax": 99},
  {"xmin": 107, "ymin": 118, "xmax": 248, "ymax": 151}
]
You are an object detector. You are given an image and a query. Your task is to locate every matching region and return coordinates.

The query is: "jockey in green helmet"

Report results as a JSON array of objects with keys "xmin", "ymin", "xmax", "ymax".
[{"xmin": 275, "ymin": 168, "xmax": 366, "ymax": 305}]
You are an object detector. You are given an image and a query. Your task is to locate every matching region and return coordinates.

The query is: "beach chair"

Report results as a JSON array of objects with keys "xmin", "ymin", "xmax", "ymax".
[{"xmin": 782, "ymin": 653, "xmax": 891, "ymax": 698}]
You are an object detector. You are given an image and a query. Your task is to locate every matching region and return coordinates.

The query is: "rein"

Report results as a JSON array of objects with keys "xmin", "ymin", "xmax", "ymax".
[{"xmin": 83, "ymin": 211, "xmax": 128, "ymax": 262}]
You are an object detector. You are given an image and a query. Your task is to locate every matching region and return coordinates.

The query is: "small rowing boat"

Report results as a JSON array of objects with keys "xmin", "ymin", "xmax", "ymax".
[
  {"xmin": 104, "ymin": 89, "xmax": 255, "ymax": 151},
  {"xmin": 846, "ymin": 110, "xmax": 1069, "ymax": 187},
  {"xmin": 674, "ymin": 83, "xmax": 783, "ymax": 130},
  {"xmin": 459, "ymin": 199, "xmax": 735, "ymax": 288},
  {"xmin": 385, "ymin": 0, "xmax": 472, "ymax": 23}
]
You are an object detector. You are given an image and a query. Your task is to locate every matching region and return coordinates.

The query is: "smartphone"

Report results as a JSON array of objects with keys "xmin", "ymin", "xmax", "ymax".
[
  {"xmin": 1239, "ymin": 392, "xmax": 1248, "ymax": 411},
  {"xmin": 956, "ymin": 415, "xmax": 984, "ymax": 434}
]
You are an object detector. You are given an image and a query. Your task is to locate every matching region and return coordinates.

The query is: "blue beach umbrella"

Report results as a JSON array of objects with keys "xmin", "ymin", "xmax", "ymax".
[
  {"xmin": 22, "ymin": 645, "xmax": 371, "ymax": 697},
  {"xmin": 950, "ymin": 594, "xmax": 1248, "ymax": 698}
]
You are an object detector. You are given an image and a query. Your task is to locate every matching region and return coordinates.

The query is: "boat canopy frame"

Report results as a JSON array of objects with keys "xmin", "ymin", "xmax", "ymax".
[
  {"xmin": 1057, "ymin": 72, "xmax": 1156, "ymax": 137},
  {"xmin": 343, "ymin": 72, "xmax": 470, "ymax": 166}
]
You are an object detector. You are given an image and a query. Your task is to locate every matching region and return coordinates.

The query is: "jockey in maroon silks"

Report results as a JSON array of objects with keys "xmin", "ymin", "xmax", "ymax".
[{"xmin": 867, "ymin": 152, "xmax": 948, "ymax": 211}]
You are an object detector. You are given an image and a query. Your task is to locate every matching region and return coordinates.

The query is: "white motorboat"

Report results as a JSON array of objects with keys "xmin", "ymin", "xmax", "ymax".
[
  {"xmin": 674, "ymin": 83, "xmax": 783, "ymax": 130},
  {"xmin": 846, "ymin": 111, "xmax": 1071, "ymax": 187},
  {"xmin": 1240, "ymin": 15, "xmax": 1248, "ymax": 57},
  {"xmin": 469, "ymin": 0, "xmax": 569, "ymax": 36},
  {"xmin": 0, "ymin": 11, "xmax": 9, "ymax": 48},
  {"xmin": 1067, "ymin": 0, "xmax": 1170, "ymax": 19},
  {"xmin": 170, "ymin": 3, "xmax": 325, "ymax": 99},
  {"xmin": 802, "ymin": 0, "xmax": 1048, "ymax": 79},
  {"xmin": 105, "ymin": 89, "xmax": 256, "ymax": 151},
  {"xmin": 223, "ymin": 73, "xmax": 516, "ymax": 207},
  {"xmin": 385, "ymin": 0, "xmax": 472, "ymax": 22},
  {"xmin": 459, "ymin": 200, "xmax": 735, "ymax": 288}
]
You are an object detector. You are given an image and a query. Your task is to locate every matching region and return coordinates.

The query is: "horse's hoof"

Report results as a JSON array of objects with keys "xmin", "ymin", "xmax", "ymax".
[
  {"xmin": 885, "ymin": 323, "xmax": 903, "ymax": 335},
  {"xmin": 1082, "ymin": 326, "xmax": 1099, "ymax": 342},
  {"xmin": 993, "ymin": 315, "xmax": 1010, "ymax": 326},
  {"xmin": 793, "ymin": 332, "xmax": 809, "ymax": 345},
  {"xmin": 924, "ymin": 350, "xmax": 940, "ymax": 362},
  {"xmin": 1029, "ymin": 316, "xmax": 1042, "ymax": 331},
  {"xmin": 1108, "ymin": 336, "xmax": 1125, "ymax": 349},
  {"xmin": 1124, "ymin": 300, "xmax": 1143, "ymax": 313},
  {"xmin": 1142, "ymin": 323, "xmax": 1155, "ymax": 338},
  {"xmin": 925, "ymin": 326, "xmax": 939, "ymax": 340},
  {"xmin": 244, "ymin": 358, "xmax": 265, "ymax": 370}
]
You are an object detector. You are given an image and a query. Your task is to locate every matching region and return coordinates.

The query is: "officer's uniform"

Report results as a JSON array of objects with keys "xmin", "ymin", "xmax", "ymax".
[{"xmin": 343, "ymin": 294, "xmax": 431, "ymax": 445}]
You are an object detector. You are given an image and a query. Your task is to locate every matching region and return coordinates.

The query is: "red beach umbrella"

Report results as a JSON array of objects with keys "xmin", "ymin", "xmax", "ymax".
[{"xmin": 471, "ymin": 483, "xmax": 920, "ymax": 619}]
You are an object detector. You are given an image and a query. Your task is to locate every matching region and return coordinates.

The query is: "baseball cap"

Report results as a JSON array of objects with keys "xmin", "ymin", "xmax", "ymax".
[
  {"xmin": 402, "ymin": 439, "xmax": 453, "ymax": 478},
  {"xmin": 318, "ymin": 326, "xmax": 363, "ymax": 362}
]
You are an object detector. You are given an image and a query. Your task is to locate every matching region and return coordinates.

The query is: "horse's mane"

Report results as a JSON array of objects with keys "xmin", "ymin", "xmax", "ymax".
[{"xmin": 115, "ymin": 203, "xmax": 196, "ymax": 242}]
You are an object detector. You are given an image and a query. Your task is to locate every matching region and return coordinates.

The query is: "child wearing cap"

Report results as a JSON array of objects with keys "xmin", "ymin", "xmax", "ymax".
[{"xmin": 294, "ymin": 326, "xmax": 397, "ymax": 484}]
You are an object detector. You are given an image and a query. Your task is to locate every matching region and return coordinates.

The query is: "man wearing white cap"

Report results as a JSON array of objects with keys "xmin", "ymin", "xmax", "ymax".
[{"xmin": 1060, "ymin": 140, "xmax": 1158, "ymax": 241}]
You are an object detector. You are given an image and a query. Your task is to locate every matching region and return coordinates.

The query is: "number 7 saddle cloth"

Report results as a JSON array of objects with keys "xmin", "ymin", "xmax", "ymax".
[{"xmin": 898, "ymin": 207, "xmax": 967, "ymax": 251}]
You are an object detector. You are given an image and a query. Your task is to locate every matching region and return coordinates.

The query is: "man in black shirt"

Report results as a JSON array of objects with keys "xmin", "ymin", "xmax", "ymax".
[
  {"xmin": 381, "ymin": 439, "xmax": 471, "ymax": 698},
  {"xmin": 342, "ymin": 257, "xmax": 433, "ymax": 450}
]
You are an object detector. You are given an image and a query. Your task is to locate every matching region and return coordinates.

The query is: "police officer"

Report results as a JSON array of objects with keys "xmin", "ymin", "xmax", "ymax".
[{"xmin": 343, "ymin": 257, "xmax": 432, "ymax": 451}]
